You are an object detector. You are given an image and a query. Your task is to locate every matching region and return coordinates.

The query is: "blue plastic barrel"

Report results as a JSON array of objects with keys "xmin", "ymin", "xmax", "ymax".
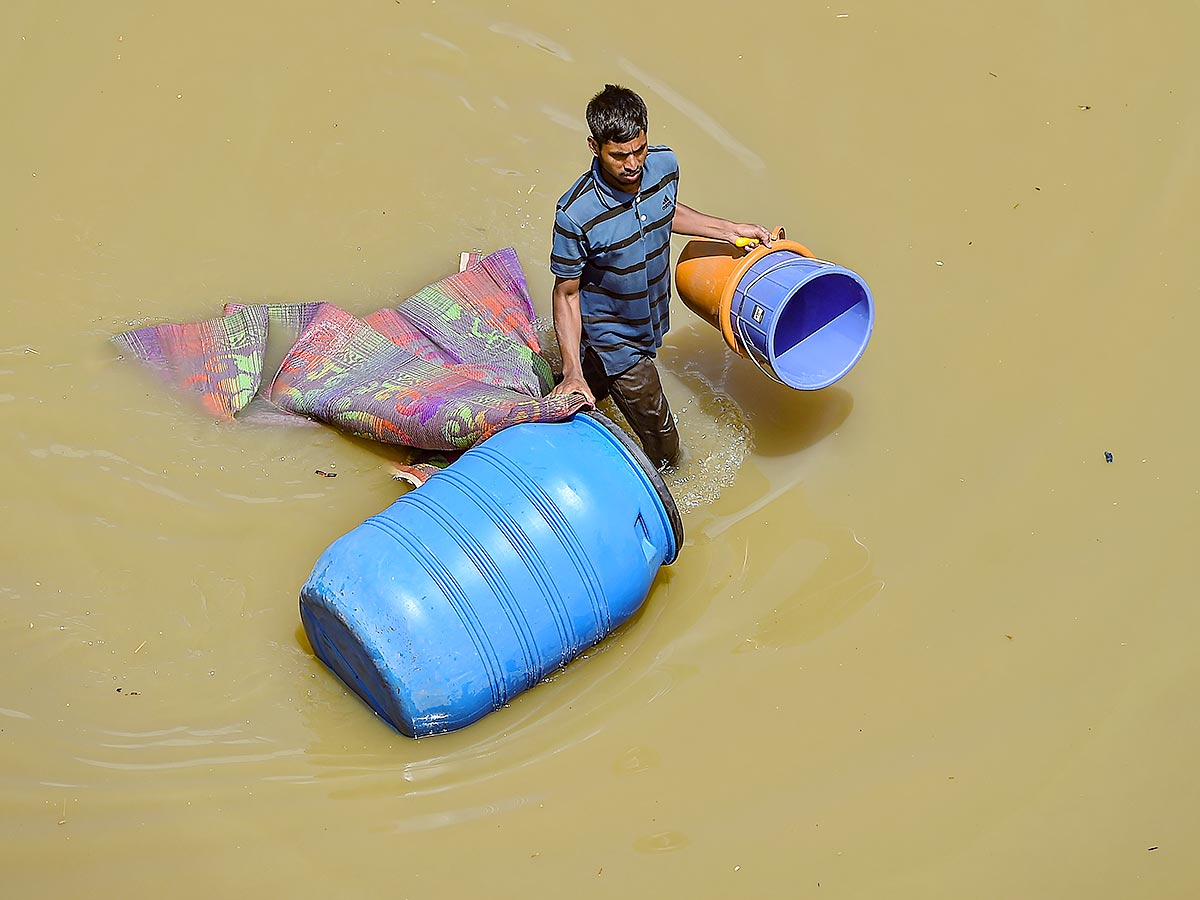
[
  {"xmin": 728, "ymin": 251, "xmax": 874, "ymax": 390},
  {"xmin": 299, "ymin": 412, "xmax": 683, "ymax": 737}
]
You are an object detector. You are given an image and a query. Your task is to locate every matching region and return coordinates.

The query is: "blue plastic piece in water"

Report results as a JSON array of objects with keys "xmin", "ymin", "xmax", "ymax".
[{"xmin": 298, "ymin": 412, "xmax": 682, "ymax": 738}]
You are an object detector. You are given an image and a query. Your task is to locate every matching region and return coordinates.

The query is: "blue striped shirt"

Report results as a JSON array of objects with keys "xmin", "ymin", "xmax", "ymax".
[{"xmin": 550, "ymin": 146, "xmax": 679, "ymax": 376}]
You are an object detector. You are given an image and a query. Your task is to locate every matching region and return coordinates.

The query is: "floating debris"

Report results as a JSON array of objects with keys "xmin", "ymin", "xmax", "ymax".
[
  {"xmin": 315, "ymin": 469, "xmax": 338, "ymax": 478},
  {"xmin": 1104, "ymin": 451, "xmax": 1114, "ymax": 463}
]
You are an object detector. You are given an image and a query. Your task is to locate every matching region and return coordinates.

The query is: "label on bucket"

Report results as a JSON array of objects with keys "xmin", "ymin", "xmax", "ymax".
[{"xmin": 752, "ymin": 305, "xmax": 765, "ymax": 324}]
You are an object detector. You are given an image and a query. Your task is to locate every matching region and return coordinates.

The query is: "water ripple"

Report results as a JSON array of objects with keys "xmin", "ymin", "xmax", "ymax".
[
  {"xmin": 77, "ymin": 748, "xmax": 303, "ymax": 772},
  {"xmin": 79, "ymin": 724, "xmax": 303, "ymax": 772},
  {"xmin": 488, "ymin": 23, "xmax": 574, "ymax": 62},
  {"xmin": 619, "ymin": 58, "xmax": 765, "ymax": 171},
  {"xmin": 419, "ymin": 31, "xmax": 462, "ymax": 53}
]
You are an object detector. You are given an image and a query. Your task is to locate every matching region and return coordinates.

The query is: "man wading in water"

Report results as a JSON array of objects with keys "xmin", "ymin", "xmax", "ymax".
[{"xmin": 548, "ymin": 84, "xmax": 770, "ymax": 469}]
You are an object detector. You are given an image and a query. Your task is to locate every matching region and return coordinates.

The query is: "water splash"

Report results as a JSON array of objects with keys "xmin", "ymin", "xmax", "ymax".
[{"xmin": 533, "ymin": 318, "xmax": 752, "ymax": 513}]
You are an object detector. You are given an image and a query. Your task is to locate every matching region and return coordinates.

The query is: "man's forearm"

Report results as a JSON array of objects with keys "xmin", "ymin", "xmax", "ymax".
[
  {"xmin": 671, "ymin": 203, "xmax": 772, "ymax": 248},
  {"xmin": 551, "ymin": 278, "xmax": 584, "ymax": 378},
  {"xmin": 670, "ymin": 202, "xmax": 737, "ymax": 242}
]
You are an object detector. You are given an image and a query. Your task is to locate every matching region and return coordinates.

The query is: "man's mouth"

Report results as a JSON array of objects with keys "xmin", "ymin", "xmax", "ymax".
[{"xmin": 622, "ymin": 170, "xmax": 642, "ymax": 180}]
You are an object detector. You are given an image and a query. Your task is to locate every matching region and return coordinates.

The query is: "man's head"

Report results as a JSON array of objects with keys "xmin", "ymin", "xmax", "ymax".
[{"xmin": 586, "ymin": 84, "xmax": 649, "ymax": 194}]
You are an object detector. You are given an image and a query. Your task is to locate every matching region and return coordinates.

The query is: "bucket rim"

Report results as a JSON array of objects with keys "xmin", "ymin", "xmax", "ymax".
[
  {"xmin": 577, "ymin": 411, "xmax": 683, "ymax": 564},
  {"xmin": 763, "ymin": 265, "xmax": 874, "ymax": 390},
  {"xmin": 730, "ymin": 258, "xmax": 875, "ymax": 391},
  {"xmin": 717, "ymin": 239, "xmax": 815, "ymax": 356}
]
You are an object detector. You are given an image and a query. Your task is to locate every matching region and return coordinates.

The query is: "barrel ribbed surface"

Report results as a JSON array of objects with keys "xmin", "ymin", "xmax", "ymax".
[{"xmin": 299, "ymin": 413, "xmax": 680, "ymax": 737}]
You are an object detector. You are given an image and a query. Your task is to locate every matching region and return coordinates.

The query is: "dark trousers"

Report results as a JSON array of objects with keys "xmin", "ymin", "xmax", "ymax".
[{"xmin": 582, "ymin": 347, "xmax": 680, "ymax": 469}]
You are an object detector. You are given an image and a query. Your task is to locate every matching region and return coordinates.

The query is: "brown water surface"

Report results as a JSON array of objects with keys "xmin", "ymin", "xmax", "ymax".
[{"xmin": 3, "ymin": 1, "xmax": 1198, "ymax": 896}]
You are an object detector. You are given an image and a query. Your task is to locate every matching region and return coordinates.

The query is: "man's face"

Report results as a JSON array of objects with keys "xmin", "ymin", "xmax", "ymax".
[{"xmin": 589, "ymin": 131, "xmax": 648, "ymax": 194}]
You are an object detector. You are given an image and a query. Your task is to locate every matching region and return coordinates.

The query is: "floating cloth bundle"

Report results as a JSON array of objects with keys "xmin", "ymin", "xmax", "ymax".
[{"xmin": 114, "ymin": 248, "xmax": 585, "ymax": 481}]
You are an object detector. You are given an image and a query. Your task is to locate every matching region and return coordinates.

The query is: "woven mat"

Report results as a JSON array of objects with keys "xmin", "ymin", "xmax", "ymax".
[{"xmin": 114, "ymin": 248, "xmax": 584, "ymax": 483}]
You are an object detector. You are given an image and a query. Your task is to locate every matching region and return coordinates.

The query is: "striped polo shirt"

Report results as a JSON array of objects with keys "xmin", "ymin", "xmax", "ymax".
[{"xmin": 550, "ymin": 146, "xmax": 679, "ymax": 376}]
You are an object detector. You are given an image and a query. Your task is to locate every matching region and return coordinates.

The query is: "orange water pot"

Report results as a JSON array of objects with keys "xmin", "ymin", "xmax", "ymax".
[{"xmin": 675, "ymin": 227, "xmax": 875, "ymax": 390}]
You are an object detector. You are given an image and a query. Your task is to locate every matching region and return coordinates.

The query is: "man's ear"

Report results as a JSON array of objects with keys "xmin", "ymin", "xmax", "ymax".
[{"xmin": 587, "ymin": 136, "xmax": 599, "ymax": 158}]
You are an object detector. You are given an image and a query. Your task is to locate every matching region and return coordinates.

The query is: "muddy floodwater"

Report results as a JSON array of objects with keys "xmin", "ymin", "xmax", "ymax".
[{"xmin": 3, "ymin": 1, "xmax": 1198, "ymax": 896}]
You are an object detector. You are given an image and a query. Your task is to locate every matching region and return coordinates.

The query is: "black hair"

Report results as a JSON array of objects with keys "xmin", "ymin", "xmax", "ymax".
[{"xmin": 585, "ymin": 84, "xmax": 648, "ymax": 146}]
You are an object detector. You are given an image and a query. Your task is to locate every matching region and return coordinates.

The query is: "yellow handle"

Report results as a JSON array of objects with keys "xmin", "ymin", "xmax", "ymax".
[{"xmin": 734, "ymin": 227, "xmax": 786, "ymax": 250}]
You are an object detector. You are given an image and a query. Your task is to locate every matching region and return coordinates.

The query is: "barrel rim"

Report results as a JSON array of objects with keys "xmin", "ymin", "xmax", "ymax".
[{"xmin": 579, "ymin": 410, "xmax": 684, "ymax": 564}]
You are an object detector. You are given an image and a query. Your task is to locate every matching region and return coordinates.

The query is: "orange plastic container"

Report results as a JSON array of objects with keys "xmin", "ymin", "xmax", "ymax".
[{"xmin": 675, "ymin": 227, "xmax": 815, "ymax": 357}]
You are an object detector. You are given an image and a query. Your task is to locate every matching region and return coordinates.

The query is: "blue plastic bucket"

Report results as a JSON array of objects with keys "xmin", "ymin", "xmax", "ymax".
[
  {"xmin": 728, "ymin": 250, "xmax": 874, "ymax": 390},
  {"xmin": 298, "ymin": 412, "xmax": 682, "ymax": 737}
]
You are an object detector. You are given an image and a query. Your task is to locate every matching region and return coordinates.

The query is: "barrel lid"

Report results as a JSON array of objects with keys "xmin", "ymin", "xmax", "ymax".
[{"xmin": 581, "ymin": 411, "xmax": 684, "ymax": 564}]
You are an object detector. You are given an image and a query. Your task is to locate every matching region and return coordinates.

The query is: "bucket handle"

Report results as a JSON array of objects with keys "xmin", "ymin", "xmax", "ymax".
[
  {"xmin": 734, "ymin": 226, "xmax": 789, "ymax": 251},
  {"xmin": 729, "ymin": 229, "xmax": 832, "ymax": 387},
  {"xmin": 730, "ymin": 252, "xmax": 835, "ymax": 329},
  {"xmin": 735, "ymin": 314, "xmax": 788, "ymax": 387}
]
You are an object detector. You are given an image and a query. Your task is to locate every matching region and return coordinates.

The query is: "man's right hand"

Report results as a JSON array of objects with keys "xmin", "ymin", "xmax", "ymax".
[{"xmin": 550, "ymin": 373, "xmax": 596, "ymax": 408}]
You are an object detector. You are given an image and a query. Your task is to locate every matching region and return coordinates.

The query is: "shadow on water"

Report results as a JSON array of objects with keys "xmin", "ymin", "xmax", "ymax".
[{"xmin": 663, "ymin": 321, "xmax": 854, "ymax": 458}]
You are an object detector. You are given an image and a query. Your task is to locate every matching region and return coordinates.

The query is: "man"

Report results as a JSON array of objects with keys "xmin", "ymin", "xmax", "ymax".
[{"xmin": 548, "ymin": 84, "xmax": 770, "ymax": 469}]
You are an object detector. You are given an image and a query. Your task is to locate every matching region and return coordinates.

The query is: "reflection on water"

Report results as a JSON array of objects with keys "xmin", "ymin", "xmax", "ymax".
[
  {"xmin": 619, "ymin": 58, "xmax": 765, "ymax": 172},
  {"xmin": 613, "ymin": 744, "xmax": 660, "ymax": 776},
  {"xmin": 633, "ymin": 830, "xmax": 691, "ymax": 853},
  {"xmin": 487, "ymin": 23, "xmax": 575, "ymax": 63},
  {"xmin": 389, "ymin": 793, "xmax": 542, "ymax": 834}
]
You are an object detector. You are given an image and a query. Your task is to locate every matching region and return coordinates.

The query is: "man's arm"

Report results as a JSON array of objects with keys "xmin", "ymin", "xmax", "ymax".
[
  {"xmin": 547, "ymin": 275, "xmax": 595, "ymax": 406},
  {"xmin": 671, "ymin": 202, "xmax": 771, "ymax": 247}
]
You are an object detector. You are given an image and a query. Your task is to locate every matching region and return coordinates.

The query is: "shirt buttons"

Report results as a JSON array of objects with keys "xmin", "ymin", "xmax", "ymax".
[{"xmin": 640, "ymin": 214, "xmax": 647, "ymax": 221}]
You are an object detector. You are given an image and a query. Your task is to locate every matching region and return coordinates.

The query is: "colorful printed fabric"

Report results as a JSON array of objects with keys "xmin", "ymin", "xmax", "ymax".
[
  {"xmin": 113, "ymin": 304, "xmax": 269, "ymax": 419},
  {"xmin": 114, "ymin": 248, "xmax": 585, "ymax": 476}
]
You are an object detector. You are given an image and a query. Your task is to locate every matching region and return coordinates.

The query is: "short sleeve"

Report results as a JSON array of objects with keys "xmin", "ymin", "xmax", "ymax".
[{"xmin": 549, "ymin": 208, "xmax": 586, "ymax": 278}]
